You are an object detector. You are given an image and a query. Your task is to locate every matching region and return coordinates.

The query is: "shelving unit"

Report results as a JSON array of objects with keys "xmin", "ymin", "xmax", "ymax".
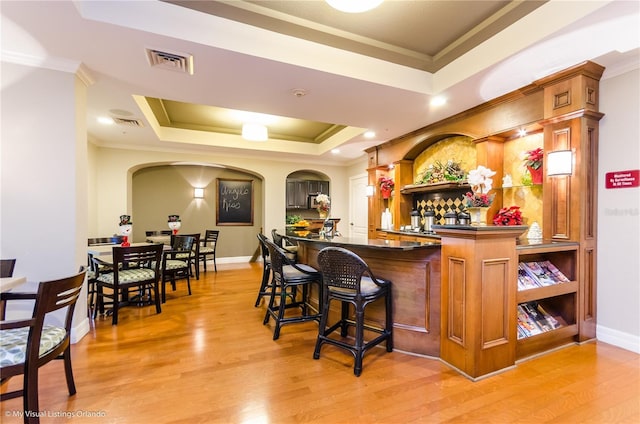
[{"xmin": 515, "ymin": 241, "xmax": 579, "ymax": 359}]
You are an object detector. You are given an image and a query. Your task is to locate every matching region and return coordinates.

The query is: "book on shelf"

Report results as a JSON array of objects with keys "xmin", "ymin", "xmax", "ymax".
[
  {"xmin": 537, "ymin": 260, "xmax": 570, "ymax": 282},
  {"xmin": 518, "ymin": 263, "xmax": 541, "ymax": 290},
  {"xmin": 517, "ymin": 301, "xmax": 562, "ymax": 339},
  {"xmin": 521, "ymin": 261, "xmax": 559, "ymax": 286}
]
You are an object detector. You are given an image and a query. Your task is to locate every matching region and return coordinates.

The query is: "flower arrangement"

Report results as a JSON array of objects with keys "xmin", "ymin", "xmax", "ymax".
[
  {"xmin": 492, "ymin": 206, "xmax": 523, "ymax": 226},
  {"xmin": 315, "ymin": 193, "xmax": 330, "ymax": 214},
  {"xmin": 464, "ymin": 165, "xmax": 496, "ymax": 207},
  {"xmin": 416, "ymin": 159, "xmax": 466, "ymax": 184},
  {"xmin": 379, "ymin": 176, "xmax": 395, "ymax": 191},
  {"xmin": 524, "ymin": 147, "xmax": 543, "ymax": 170}
]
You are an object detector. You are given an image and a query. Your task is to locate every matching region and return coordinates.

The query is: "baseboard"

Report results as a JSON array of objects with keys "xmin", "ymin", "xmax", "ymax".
[
  {"xmin": 71, "ymin": 316, "xmax": 91, "ymax": 344},
  {"xmin": 202, "ymin": 256, "xmax": 253, "ymax": 265},
  {"xmin": 597, "ymin": 324, "xmax": 640, "ymax": 354}
]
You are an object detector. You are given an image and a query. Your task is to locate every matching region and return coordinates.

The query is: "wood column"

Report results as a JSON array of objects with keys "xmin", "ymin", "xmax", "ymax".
[
  {"xmin": 537, "ymin": 61, "xmax": 604, "ymax": 341},
  {"xmin": 437, "ymin": 225, "xmax": 527, "ymax": 379}
]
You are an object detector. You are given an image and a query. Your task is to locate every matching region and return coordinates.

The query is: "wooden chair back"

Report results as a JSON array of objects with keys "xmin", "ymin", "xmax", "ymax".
[{"xmin": 0, "ymin": 258, "xmax": 16, "ymax": 278}]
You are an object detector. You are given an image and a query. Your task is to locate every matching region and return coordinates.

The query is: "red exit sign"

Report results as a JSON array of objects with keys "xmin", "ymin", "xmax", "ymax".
[{"xmin": 605, "ymin": 169, "xmax": 640, "ymax": 189}]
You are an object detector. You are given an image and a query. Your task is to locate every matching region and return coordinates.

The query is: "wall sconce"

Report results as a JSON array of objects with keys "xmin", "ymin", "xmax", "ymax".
[
  {"xmin": 547, "ymin": 150, "xmax": 573, "ymax": 176},
  {"xmin": 365, "ymin": 185, "xmax": 375, "ymax": 197},
  {"xmin": 194, "ymin": 188, "xmax": 204, "ymax": 198}
]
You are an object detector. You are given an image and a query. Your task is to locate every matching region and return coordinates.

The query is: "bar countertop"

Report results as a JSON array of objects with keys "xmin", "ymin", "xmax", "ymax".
[{"xmin": 284, "ymin": 230, "xmax": 440, "ymax": 251}]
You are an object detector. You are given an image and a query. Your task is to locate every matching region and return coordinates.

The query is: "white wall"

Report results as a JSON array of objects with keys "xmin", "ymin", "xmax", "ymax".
[
  {"xmin": 596, "ymin": 68, "xmax": 640, "ymax": 353},
  {"xmin": 1, "ymin": 62, "xmax": 90, "ymax": 342}
]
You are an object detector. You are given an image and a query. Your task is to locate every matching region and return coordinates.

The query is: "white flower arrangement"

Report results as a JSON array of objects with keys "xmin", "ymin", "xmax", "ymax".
[
  {"xmin": 467, "ymin": 165, "xmax": 496, "ymax": 194},
  {"xmin": 315, "ymin": 194, "xmax": 330, "ymax": 204}
]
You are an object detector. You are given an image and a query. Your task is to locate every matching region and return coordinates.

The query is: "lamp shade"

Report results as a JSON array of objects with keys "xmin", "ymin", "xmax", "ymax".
[{"xmin": 547, "ymin": 150, "xmax": 573, "ymax": 176}]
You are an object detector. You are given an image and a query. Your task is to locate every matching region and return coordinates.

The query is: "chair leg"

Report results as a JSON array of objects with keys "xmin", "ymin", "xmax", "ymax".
[
  {"xmin": 24, "ymin": 367, "xmax": 39, "ymax": 423},
  {"xmin": 213, "ymin": 253, "xmax": 217, "ymax": 272},
  {"xmin": 313, "ymin": 292, "xmax": 331, "ymax": 360},
  {"xmin": 353, "ymin": 304, "xmax": 365, "ymax": 377},
  {"xmin": 186, "ymin": 272, "xmax": 192, "ymax": 295},
  {"xmin": 161, "ymin": 278, "xmax": 167, "ymax": 303},
  {"xmin": 203, "ymin": 256, "xmax": 207, "ymax": 273},
  {"xmin": 254, "ymin": 267, "xmax": 271, "ymax": 307},
  {"xmin": 386, "ymin": 290, "xmax": 394, "ymax": 351},
  {"xmin": 62, "ymin": 347, "xmax": 77, "ymax": 395},
  {"xmin": 153, "ymin": 282, "xmax": 162, "ymax": 314},
  {"xmin": 340, "ymin": 302, "xmax": 350, "ymax": 337},
  {"xmin": 111, "ymin": 289, "xmax": 119, "ymax": 325},
  {"xmin": 273, "ymin": 286, "xmax": 289, "ymax": 340}
]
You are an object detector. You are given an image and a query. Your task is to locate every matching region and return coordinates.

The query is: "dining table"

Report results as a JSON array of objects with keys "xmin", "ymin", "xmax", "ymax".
[
  {"xmin": 87, "ymin": 242, "xmax": 157, "ymax": 257},
  {"xmin": 0, "ymin": 276, "xmax": 27, "ymax": 293}
]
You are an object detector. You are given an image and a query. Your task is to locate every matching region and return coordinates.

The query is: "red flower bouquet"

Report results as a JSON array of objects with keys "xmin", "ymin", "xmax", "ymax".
[{"xmin": 492, "ymin": 206, "xmax": 523, "ymax": 226}]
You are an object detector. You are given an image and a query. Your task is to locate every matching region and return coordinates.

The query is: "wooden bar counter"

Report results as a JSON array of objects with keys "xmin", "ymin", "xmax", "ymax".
[{"xmin": 284, "ymin": 231, "xmax": 442, "ymax": 357}]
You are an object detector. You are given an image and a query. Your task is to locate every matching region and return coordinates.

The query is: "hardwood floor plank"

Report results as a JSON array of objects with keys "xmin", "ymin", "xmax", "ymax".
[{"xmin": 1, "ymin": 263, "xmax": 638, "ymax": 423}]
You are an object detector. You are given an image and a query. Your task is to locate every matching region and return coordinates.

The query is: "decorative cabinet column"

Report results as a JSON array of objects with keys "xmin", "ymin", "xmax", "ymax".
[
  {"xmin": 536, "ymin": 61, "xmax": 604, "ymax": 341},
  {"xmin": 437, "ymin": 225, "xmax": 527, "ymax": 379}
]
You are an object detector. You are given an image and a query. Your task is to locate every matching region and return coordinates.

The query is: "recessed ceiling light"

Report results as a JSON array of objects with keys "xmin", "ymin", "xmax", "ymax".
[
  {"xmin": 364, "ymin": 131, "xmax": 376, "ymax": 138},
  {"xmin": 326, "ymin": 0, "xmax": 383, "ymax": 13},
  {"xmin": 518, "ymin": 129, "xmax": 527, "ymax": 137},
  {"xmin": 331, "ymin": 149, "xmax": 340, "ymax": 154},
  {"xmin": 97, "ymin": 117, "xmax": 114, "ymax": 125},
  {"xmin": 430, "ymin": 96, "xmax": 446, "ymax": 107},
  {"xmin": 242, "ymin": 123, "xmax": 268, "ymax": 142}
]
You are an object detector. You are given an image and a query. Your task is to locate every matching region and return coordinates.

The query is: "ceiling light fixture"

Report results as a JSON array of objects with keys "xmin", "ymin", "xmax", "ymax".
[
  {"xmin": 326, "ymin": 0, "xmax": 383, "ymax": 13},
  {"xmin": 242, "ymin": 123, "xmax": 268, "ymax": 142},
  {"xmin": 364, "ymin": 131, "xmax": 376, "ymax": 139}
]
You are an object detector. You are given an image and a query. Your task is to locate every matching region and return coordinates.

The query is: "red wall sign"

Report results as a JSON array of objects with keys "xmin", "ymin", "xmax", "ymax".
[{"xmin": 605, "ymin": 169, "xmax": 639, "ymax": 189}]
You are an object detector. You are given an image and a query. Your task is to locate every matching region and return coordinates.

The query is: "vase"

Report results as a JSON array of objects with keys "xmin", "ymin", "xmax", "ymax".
[
  {"xmin": 381, "ymin": 188, "xmax": 392, "ymax": 199},
  {"xmin": 467, "ymin": 207, "xmax": 489, "ymax": 226},
  {"xmin": 318, "ymin": 210, "xmax": 328, "ymax": 219},
  {"xmin": 527, "ymin": 165, "xmax": 543, "ymax": 185}
]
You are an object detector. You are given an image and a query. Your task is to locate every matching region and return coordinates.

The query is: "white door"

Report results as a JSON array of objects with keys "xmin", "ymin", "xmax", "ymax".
[{"xmin": 349, "ymin": 174, "xmax": 369, "ymax": 238}]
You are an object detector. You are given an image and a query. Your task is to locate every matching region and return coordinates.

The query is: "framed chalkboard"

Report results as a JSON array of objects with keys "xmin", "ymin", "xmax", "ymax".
[{"xmin": 216, "ymin": 178, "xmax": 254, "ymax": 226}]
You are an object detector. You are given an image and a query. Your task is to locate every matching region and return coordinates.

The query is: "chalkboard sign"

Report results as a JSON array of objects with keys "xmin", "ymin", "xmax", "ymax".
[{"xmin": 216, "ymin": 178, "xmax": 254, "ymax": 226}]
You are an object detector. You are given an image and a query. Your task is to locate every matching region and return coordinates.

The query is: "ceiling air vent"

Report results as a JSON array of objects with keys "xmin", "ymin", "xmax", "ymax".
[
  {"xmin": 146, "ymin": 48, "xmax": 194, "ymax": 75},
  {"xmin": 113, "ymin": 117, "xmax": 144, "ymax": 128}
]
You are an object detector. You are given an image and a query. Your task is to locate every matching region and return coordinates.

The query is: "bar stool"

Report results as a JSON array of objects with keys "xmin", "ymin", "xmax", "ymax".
[
  {"xmin": 313, "ymin": 246, "xmax": 393, "ymax": 376},
  {"xmin": 262, "ymin": 236, "xmax": 322, "ymax": 340},
  {"xmin": 254, "ymin": 233, "xmax": 272, "ymax": 307}
]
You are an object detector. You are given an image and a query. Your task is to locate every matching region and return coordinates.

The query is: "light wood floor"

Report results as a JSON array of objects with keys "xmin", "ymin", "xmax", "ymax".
[{"xmin": 1, "ymin": 262, "xmax": 638, "ymax": 424}]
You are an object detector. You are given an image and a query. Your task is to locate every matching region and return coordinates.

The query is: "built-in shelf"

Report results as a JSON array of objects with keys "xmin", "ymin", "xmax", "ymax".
[{"xmin": 400, "ymin": 181, "xmax": 469, "ymax": 195}]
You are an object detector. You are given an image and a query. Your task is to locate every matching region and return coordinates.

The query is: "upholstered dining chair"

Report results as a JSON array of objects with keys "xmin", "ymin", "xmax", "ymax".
[
  {"xmin": 94, "ymin": 244, "xmax": 163, "ymax": 325},
  {"xmin": 0, "ymin": 268, "xmax": 86, "ymax": 424},
  {"xmin": 254, "ymin": 233, "xmax": 272, "ymax": 307},
  {"xmin": 262, "ymin": 236, "xmax": 322, "ymax": 340},
  {"xmin": 159, "ymin": 235, "xmax": 195, "ymax": 303},
  {"xmin": 171, "ymin": 233, "xmax": 200, "ymax": 280},
  {"xmin": 199, "ymin": 230, "xmax": 219, "ymax": 273},
  {"xmin": 314, "ymin": 246, "xmax": 393, "ymax": 376}
]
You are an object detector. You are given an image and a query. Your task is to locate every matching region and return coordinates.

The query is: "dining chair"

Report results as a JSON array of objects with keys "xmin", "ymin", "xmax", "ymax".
[
  {"xmin": 94, "ymin": 244, "xmax": 163, "ymax": 325},
  {"xmin": 159, "ymin": 235, "xmax": 195, "ymax": 303},
  {"xmin": 262, "ymin": 236, "xmax": 322, "ymax": 340},
  {"xmin": 254, "ymin": 233, "xmax": 272, "ymax": 307},
  {"xmin": 1, "ymin": 259, "xmax": 17, "ymax": 278},
  {"xmin": 171, "ymin": 233, "xmax": 201, "ymax": 280},
  {"xmin": 0, "ymin": 268, "xmax": 86, "ymax": 424},
  {"xmin": 199, "ymin": 230, "xmax": 219, "ymax": 273},
  {"xmin": 313, "ymin": 246, "xmax": 393, "ymax": 376},
  {"xmin": 0, "ymin": 259, "xmax": 17, "ymax": 320}
]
